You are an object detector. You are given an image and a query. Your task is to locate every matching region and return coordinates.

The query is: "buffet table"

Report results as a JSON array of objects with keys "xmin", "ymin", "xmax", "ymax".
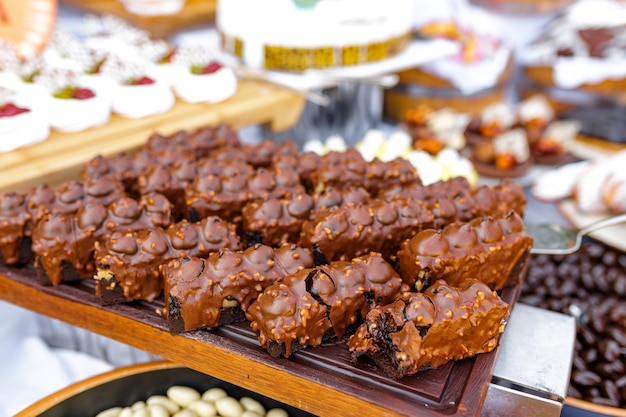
[{"xmin": 3, "ymin": 2, "xmax": 624, "ymax": 416}]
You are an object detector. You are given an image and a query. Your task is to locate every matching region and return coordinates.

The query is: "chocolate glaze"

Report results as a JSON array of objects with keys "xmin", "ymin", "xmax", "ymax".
[
  {"xmin": 186, "ymin": 160, "xmax": 305, "ymax": 223},
  {"xmin": 398, "ymin": 211, "xmax": 532, "ymax": 292},
  {"xmin": 307, "ymin": 149, "xmax": 419, "ymax": 194},
  {"xmin": 0, "ymin": 177, "xmax": 127, "ymax": 266},
  {"xmin": 163, "ymin": 243, "xmax": 314, "ymax": 333},
  {"xmin": 32, "ymin": 193, "xmax": 174, "ymax": 286},
  {"xmin": 347, "ymin": 279, "xmax": 510, "ymax": 378},
  {"xmin": 0, "ymin": 192, "xmax": 30, "ymax": 265},
  {"xmin": 241, "ymin": 186, "xmax": 371, "ymax": 247},
  {"xmin": 299, "ymin": 198, "xmax": 436, "ymax": 262},
  {"xmin": 247, "ymin": 253, "xmax": 408, "ymax": 358},
  {"xmin": 242, "ymin": 194, "xmax": 315, "ymax": 247},
  {"xmin": 95, "ymin": 215, "xmax": 240, "ymax": 303}
]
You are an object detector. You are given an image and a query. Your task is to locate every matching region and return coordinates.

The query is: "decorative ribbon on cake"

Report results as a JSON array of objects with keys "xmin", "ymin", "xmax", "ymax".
[{"xmin": 220, "ymin": 31, "xmax": 412, "ymax": 72}]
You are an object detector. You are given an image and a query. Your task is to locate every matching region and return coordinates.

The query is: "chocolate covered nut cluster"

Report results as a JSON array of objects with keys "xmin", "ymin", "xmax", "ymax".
[
  {"xmin": 162, "ymin": 243, "xmax": 314, "ymax": 333},
  {"xmin": 0, "ymin": 177, "xmax": 126, "ymax": 266},
  {"xmin": 186, "ymin": 159, "xmax": 305, "ymax": 224},
  {"xmin": 398, "ymin": 211, "xmax": 533, "ymax": 292},
  {"xmin": 347, "ymin": 279, "xmax": 510, "ymax": 379},
  {"xmin": 95, "ymin": 216, "xmax": 240, "ymax": 303},
  {"xmin": 82, "ymin": 125, "xmax": 241, "ymax": 195},
  {"xmin": 241, "ymin": 186, "xmax": 370, "ymax": 247},
  {"xmin": 0, "ymin": 192, "xmax": 31, "ymax": 265},
  {"xmin": 32, "ymin": 193, "xmax": 173, "ymax": 286},
  {"xmin": 306, "ymin": 148, "xmax": 419, "ymax": 194},
  {"xmin": 247, "ymin": 253, "xmax": 408, "ymax": 358},
  {"xmin": 299, "ymin": 198, "xmax": 436, "ymax": 263}
]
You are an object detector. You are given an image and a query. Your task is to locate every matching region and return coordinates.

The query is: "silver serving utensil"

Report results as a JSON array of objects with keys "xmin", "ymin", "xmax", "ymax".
[{"xmin": 528, "ymin": 213, "xmax": 626, "ymax": 255}]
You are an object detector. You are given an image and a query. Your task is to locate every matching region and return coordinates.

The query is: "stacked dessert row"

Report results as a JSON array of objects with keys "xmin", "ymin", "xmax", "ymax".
[
  {"xmin": 0, "ymin": 124, "xmax": 533, "ymax": 379},
  {"xmin": 405, "ymin": 94, "xmax": 581, "ymax": 178},
  {"xmin": 0, "ymin": 14, "xmax": 236, "ymax": 151}
]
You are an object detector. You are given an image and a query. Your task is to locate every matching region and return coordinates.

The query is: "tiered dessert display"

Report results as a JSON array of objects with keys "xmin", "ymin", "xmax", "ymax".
[
  {"xmin": 0, "ymin": 122, "xmax": 533, "ymax": 417},
  {"xmin": 384, "ymin": 12, "xmax": 513, "ymax": 121}
]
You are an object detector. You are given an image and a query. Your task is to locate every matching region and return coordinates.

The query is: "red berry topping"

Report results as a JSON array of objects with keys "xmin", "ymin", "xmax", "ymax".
[
  {"xmin": 72, "ymin": 88, "xmax": 96, "ymax": 100},
  {"xmin": 201, "ymin": 61, "xmax": 223, "ymax": 74},
  {"xmin": 133, "ymin": 76, "xmax": 155, "ymax": 85},
  {"xmin": 0, "ymin": 103, "xmax": 30, "ymax": 118}
]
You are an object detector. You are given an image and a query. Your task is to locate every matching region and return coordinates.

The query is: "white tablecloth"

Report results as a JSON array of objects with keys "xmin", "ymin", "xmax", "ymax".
[{"xmin": 0, "ymin": 301, "xmax": 158, "ymax": 416}]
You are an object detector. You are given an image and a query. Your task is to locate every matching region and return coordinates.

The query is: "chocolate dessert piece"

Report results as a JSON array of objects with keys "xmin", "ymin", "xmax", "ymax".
[
  {"xmin": 186, "ymin": 160, "xmax": 305, "ymax": 224},
  {"xmin": 32, "ymin": 193, "xmax": 173, "ymax": 286},
  {"xmin": 163, "ymin": 243, "xmax": 314, "ymax": 334},
  {"xmin": 81, "ymin": 151, "xmax": 157, "ymax": 196},
  {"xmin": 299, "ymin": 178, "xmax": 527, "ymax": 264},
  {"xmin": 378, "ymin": 177, "xmax": 526, "ymax": 223},
  {"xmin": 247, "ymin": 253, "xmax": 408, "ymax": 358},
  {"xmin": 95, "ymin": 215, "xmax": 240, "ymax": 304},
  {"xmin": 241, "ymin": 186, "xmax": 370, "ymax": 247},
  {"xmin": 347, "ymin": 279, "xmax": 510, "ymax": 379},
  {"xmin": 242, "ymin": 194, "xmax": 315, "ymax": 247},
  {"xmin": 307, "ymin": 149, "xmax": 419, "ymax": 194},
  {"xmin": 299, "ymin": 198, "xmax": 436, "ymax": 263},
  {"xmin": 378, "ymin": 176, "xmax": 470, "ymax": 202},
  {"xmin": 0, "ymin": 192, "xmax": 30, "ymax": 265},
  {"xmin": 137, "ymin": 165, "xmax": 188, "ymax": 220},
  {"xmin": 0, "ymin": 177, "xmax": 128, "ymax": 267},
  {"xmin": 398, "ymin": 211, "xmax": 533, "ymax": 292}
]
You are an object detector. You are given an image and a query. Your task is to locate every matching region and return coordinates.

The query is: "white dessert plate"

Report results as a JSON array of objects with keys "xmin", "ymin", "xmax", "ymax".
[{"xmin": 559, "ymin": 199, "xmax": 626, "ymax": 253}]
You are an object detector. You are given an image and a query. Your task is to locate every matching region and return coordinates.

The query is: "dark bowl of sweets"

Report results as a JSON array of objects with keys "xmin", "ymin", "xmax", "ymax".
[{"xmin": 520, "ymin": 238, "xmax": 626, "ymax": 417}]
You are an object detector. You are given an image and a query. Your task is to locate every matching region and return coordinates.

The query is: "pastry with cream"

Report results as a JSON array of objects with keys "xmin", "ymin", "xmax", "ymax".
[
  {"xmin": 170, "ymin": 45, "xmax": 238, "ymax": 104},
  {"xmin": 0, "ymin": 86, "xmax": 50, "ymax": 152}
]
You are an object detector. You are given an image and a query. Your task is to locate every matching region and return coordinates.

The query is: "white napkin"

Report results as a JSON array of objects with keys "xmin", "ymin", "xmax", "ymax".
[
  {"xmin": 0, "ymin": 301, "xmax": 114, "ymax": 417},
  {"xmin": 553, "ymin": 56, "xmax": 626, "ymax": 89}
]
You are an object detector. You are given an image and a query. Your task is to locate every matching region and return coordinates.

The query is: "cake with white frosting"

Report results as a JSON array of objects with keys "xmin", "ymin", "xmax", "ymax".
[{"xmin": 216, "ymin": 0, "xmax": 415, "ymax": 71}]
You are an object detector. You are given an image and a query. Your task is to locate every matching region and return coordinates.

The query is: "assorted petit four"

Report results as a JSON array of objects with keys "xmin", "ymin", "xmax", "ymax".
[
  {"xmin": 0, "ymin": 86, "xmax": 49, "ymax": 152},
  {"xmin": 170, "ymin": 45, "xmax": 238, "ymax": 104}
]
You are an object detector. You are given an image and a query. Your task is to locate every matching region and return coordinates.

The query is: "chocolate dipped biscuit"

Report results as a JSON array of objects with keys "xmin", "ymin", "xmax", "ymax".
[
  {"xmin": 95, "ymin": 215, "xmax": 240, "ymax": 304},
  {"xmin": 247, "ymin": 253, "xmax": 408, "ymax": 358},
  {"xmin": 163, "ymin": 243, "xmax": 314, "ymax": 334},
  {"xmin": 347, "ymin": 279, "xmax": 510, "ymax": 379},
  {"xmin": 398, "ymin": 211, "xmax": 533, "ymax": 292}
]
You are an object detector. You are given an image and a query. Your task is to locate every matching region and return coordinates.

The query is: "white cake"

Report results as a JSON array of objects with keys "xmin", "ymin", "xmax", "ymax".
[{"xmin": 217, "ymin": 0, "xmax": 416, "ymax": 71}]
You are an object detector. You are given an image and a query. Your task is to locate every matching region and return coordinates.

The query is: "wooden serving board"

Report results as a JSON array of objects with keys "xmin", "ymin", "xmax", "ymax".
[
  {"xmin": 0, "ymin": 79, "xmax": 305, "ymax": 193},
  {"xmin": 0, "ymin": 254, "xmax": 530, "ymax": 417},
  {"xmin": 59, "ymin": 0, "xmax": 216, "ymax": 39}
]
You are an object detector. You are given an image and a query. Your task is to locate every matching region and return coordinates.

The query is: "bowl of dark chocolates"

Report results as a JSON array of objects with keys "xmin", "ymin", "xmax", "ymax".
[{"xmin": 520, "ymin": 239, "xmax": 626, "ymax": 417}]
